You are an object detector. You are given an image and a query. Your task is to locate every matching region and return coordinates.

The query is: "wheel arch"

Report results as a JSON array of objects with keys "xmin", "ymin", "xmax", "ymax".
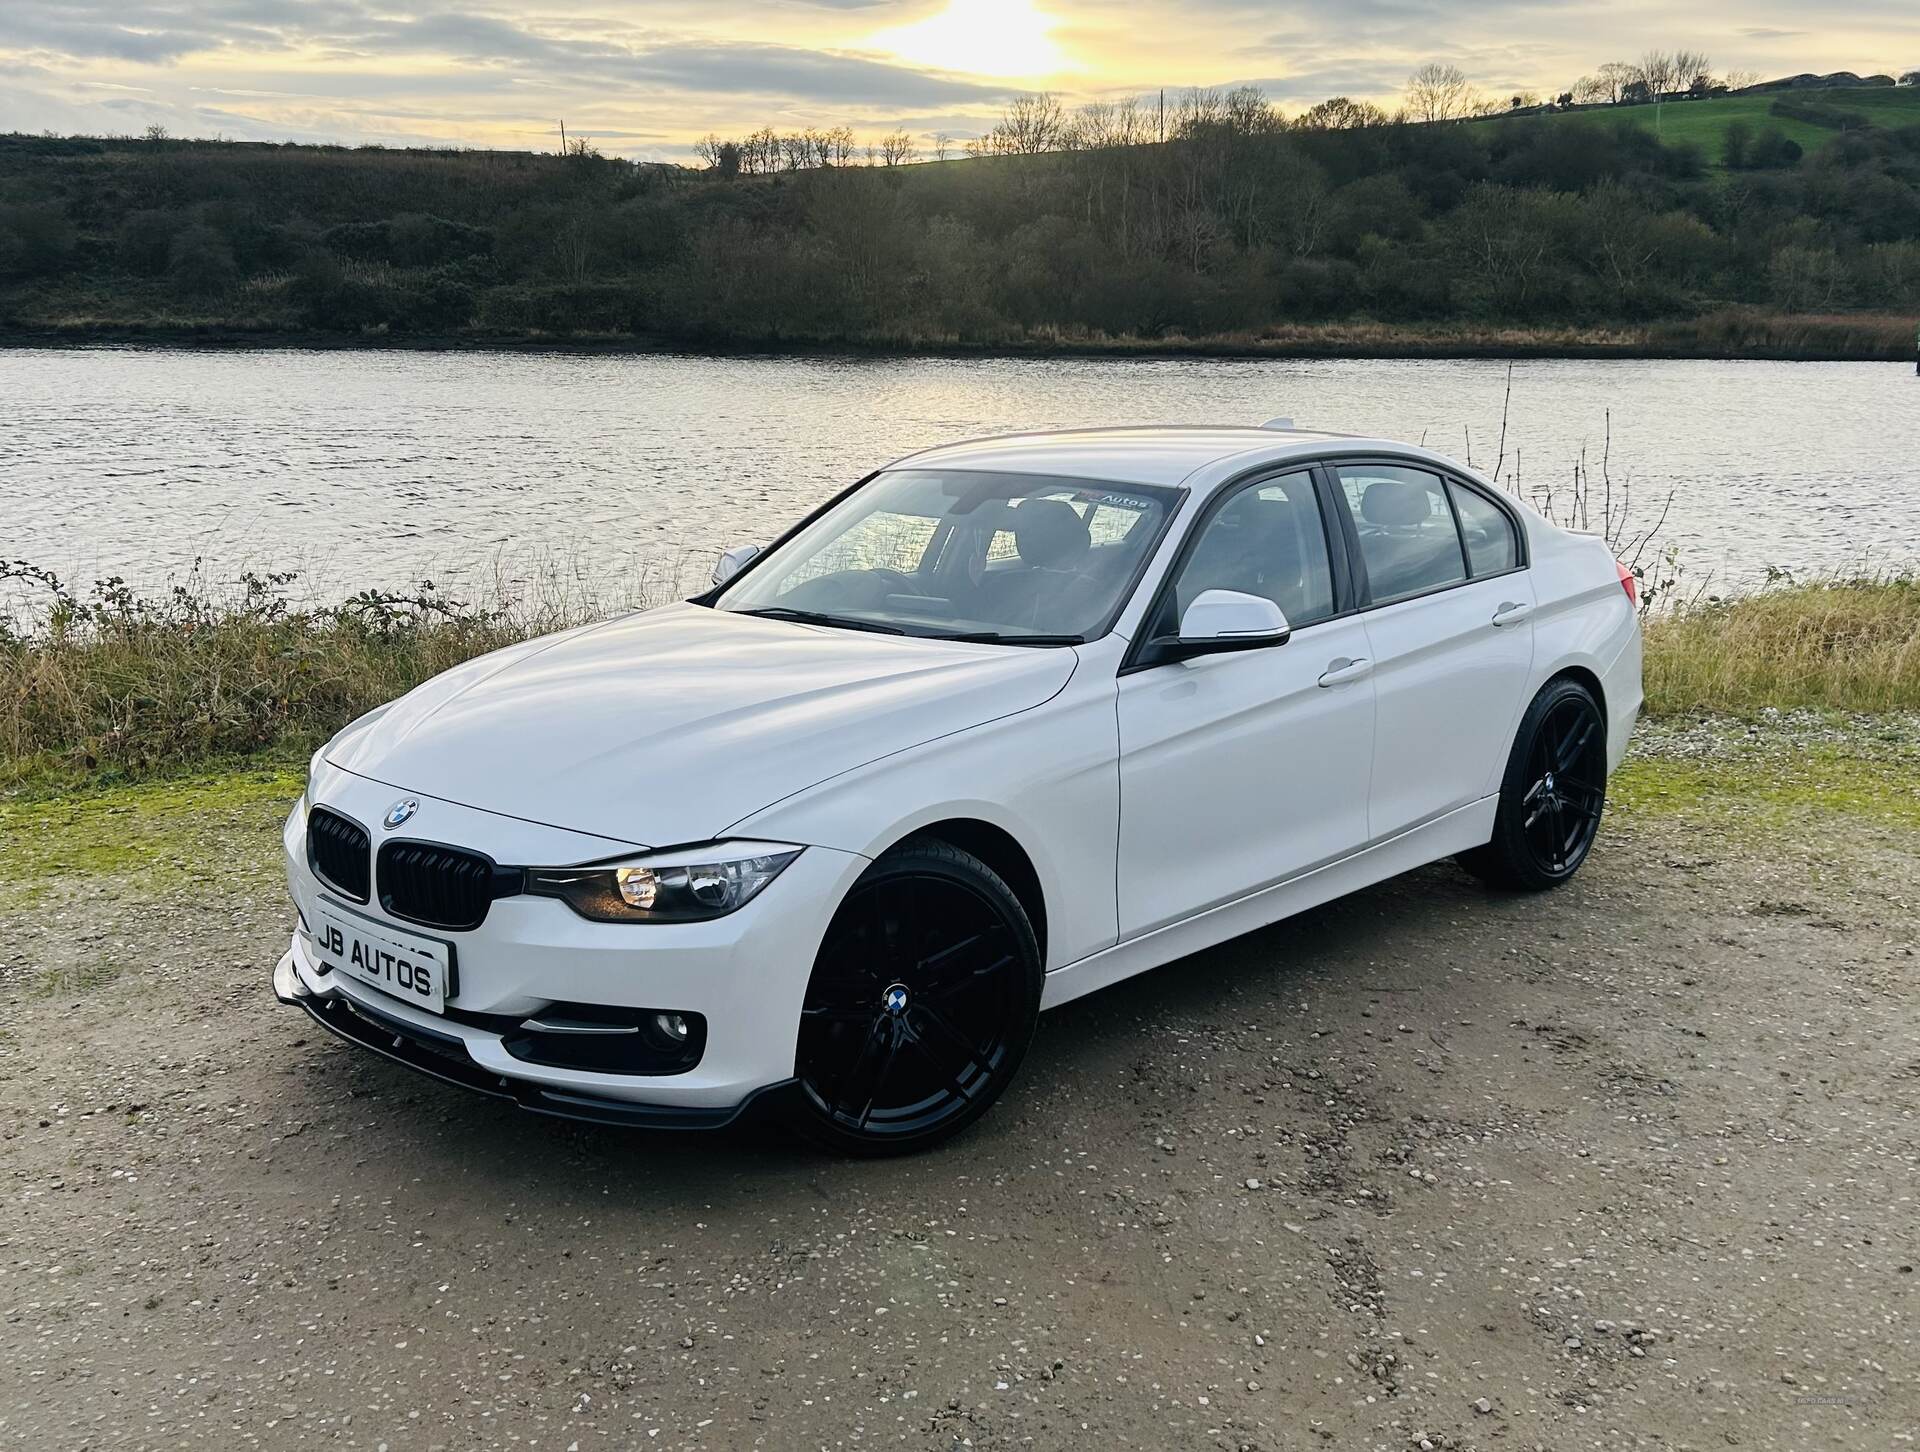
[
  {"xmin": 1544, "ymin": 663, "xmax": 1607, "ymax": 723},
  {"xmin": 884, "ymin": 817, "xmax": 1048, "ymax": 968}
]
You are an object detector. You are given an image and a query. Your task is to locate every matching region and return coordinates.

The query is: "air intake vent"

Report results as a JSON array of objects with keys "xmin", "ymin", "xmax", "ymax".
[
  {"xmin": 307, "ymin": 807, "xmax": 371, "ymax": 902},
  {"xmin": 378, "ymin": 841, "xmax": 506, "ymax": 931}
]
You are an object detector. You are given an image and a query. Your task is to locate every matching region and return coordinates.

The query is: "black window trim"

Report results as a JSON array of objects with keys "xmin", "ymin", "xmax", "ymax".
[
  {"xmin": 1319, "ymin": 453, "xmax": 1530, "ymax": 614},
  {"xmin": 1120, "ymin": 461, "xmax": 1357, "ymax": 676}
]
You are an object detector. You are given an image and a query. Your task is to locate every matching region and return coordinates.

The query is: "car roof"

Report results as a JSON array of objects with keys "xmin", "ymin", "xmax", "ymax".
[{"xmin": 887, "ymin": 425, "xmax": 1456, "ymax": 491}]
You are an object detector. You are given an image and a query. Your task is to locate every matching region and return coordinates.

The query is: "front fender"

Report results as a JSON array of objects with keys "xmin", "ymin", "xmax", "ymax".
[{"xmin": 726, "ymin": 676, "xmax": 1121, "ymax": 973}]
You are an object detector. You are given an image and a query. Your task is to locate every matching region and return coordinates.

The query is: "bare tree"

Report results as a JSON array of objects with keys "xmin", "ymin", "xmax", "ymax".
[
  {"xmin": 1636, "ymin": 50, "xmax": 1678, "ymax": 97},
  {"xmin": 1001, "ymin": 92, "xmax": 1067, "ymax": 153},
  {"xmin": 745, "ymin": 126, "xmax": 780, "ymax": 174},
  {"xmin": 1591, "ymin": 61, "xmax": 1636, "ymax": 104},
  {"xmin": 1724, "ymin": 67, "xmax": 1762, "ymax": 91},
  {"xmin": 694, "ymin": 133, "xmax": 723, "ymax": 169},
  {"xmin": 1068, "ymin": 97, "xmax": 1152, "ymax": 149},
  {"xmin": 1569, "ymin": 74, "xmax": 1610, "ymax": 105},
  {"xmin": 1673, "ymin": 50, "xmax": 1714, "ymax": 94},
  {"xmin": 1225, "ymin": 85, "xmax": 1283, "ymax": 135},
  {"xmin": 879, "ymin": 129, "xmax": 918, "ymax": 165},
  {"xmin": 1172, "ymin": 86, "xmax": 1226, "ymax": 136},
  {"xmin": 1296, "ymin": 96, "xmax": 1389, "ymax": 129},
  {"xmin": 1406, "ymin": 62, "xmax": 1476, "ymax": 122},
  {"xmin": 552, "ymin": 210, "xmax": 593, "ymax": 285},
  {"xmin": 933, "ymin": 132, "xmax": 952, "ymax": 161}
]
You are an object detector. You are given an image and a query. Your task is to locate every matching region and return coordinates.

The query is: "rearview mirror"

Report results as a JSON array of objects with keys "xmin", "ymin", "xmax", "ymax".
[
  {"xmin": 1179, "ymin": 589, "xmax": 1290, "ymax": 647},
  {"xmin": 711, "ymin": 543, "xmax": 762, "ymax": 587}
]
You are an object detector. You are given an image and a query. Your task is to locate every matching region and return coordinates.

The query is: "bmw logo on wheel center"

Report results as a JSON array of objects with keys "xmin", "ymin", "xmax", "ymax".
[{"xmin": 383, "ymin": 798, "xmax": 419, "ymax": 830}]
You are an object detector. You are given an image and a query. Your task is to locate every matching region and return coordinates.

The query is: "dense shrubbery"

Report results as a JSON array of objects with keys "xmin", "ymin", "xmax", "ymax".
[
  {"xmin": 1, "ymin": 97, "xmax": 1917, "ymax": 345},
  {"xmin": 5, "ymin": 557, "xmax": 1913, "ymax": 786}
]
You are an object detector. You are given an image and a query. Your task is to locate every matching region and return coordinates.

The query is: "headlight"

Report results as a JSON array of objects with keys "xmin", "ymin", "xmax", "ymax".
[{"xmin": 526, "ymin": 841, "xmax": 802, "ymax": 923}]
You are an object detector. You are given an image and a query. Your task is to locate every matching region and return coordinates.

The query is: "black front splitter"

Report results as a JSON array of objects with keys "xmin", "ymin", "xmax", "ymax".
[{"xmin": 277, "ymin": 966, "xmax": 797, "ymax": 1132}]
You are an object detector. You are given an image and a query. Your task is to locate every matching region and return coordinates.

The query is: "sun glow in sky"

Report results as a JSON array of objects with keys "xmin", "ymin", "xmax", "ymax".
[
  {"xmin": 1, "ymin": 1, "xmax": 1915, "ymax": 160},
  {"xmin": 872, "ymin": 0, "xmax": 1071, "ymax": 81}
]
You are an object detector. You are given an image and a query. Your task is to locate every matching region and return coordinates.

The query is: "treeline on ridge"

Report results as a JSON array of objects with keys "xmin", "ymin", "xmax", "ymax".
[{"xmin": 1, "ymin": 90, "xmax": 1917, "ymax": 347}]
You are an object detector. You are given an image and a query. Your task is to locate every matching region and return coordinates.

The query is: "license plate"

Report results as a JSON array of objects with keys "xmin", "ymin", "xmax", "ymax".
[{"xmin": 311, "ymin": 904, "xmax": 449, "ymax": 1014}]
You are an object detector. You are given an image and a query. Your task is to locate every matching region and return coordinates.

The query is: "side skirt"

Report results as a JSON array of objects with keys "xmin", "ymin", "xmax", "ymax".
[{"xmin": 1039, "ymin": 796, "xmax": 1498, "ymax": 1011}]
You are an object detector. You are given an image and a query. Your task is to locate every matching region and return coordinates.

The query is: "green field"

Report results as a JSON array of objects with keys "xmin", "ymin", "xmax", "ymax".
[{"xmin": 1474, "ymin": 84, "xmax": 1920, "ymax": 165}]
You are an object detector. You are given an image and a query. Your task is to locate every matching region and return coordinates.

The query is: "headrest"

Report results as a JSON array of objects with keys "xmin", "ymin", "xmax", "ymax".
[
  {"xmin": 1012, "ymin": 499, "xmax": 1091, "ymax": 569},
  {"xmin": 1360, "ymin": 479, "xmax": 1431, "ymax": 528}
]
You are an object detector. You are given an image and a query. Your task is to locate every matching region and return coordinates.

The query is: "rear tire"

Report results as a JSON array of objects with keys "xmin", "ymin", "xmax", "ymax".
[
  {"xmin": 791, "ymin": 840, "xmax": 1042, "ymax": 1156},
  {"xmin": 1459, "ymin": 677, "xmax": 1608, "ymax": 891}
]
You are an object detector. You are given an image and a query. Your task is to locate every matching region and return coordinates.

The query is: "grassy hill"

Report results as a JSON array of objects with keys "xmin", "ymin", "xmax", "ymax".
[
  {"xmin": 1, "ymin": 91, "xmax": 1917, "ymax": 359},
  {"xmin": 1473, "ymin": 84, "xmax": 1920, "ymax": 167}
]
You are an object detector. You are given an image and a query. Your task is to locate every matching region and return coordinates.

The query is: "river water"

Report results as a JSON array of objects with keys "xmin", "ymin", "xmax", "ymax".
[{"xmin": 3, "ymin": 347, "xmax": 1913, "ymax": 614}]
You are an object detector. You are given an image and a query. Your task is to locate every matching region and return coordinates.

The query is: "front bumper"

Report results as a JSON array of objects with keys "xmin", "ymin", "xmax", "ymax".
[
  {"xmin": 279, "ymin": 773, "xmax": 871, "ymax": 1120},
  {"xmin": 273, "ymin": 951, "xmax": 798, "ymax": 1129}
]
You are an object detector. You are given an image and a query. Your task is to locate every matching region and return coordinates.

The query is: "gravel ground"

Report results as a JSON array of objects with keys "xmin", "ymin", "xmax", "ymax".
[{"xmin": 2, "ymin": 735, "xmax": 1916, "ymax": 1451}]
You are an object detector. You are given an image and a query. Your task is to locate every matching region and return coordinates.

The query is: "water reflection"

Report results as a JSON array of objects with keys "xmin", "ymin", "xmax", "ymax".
[{"xmin": 2, "ymin": 348, "xmax": 1912, "ymax": 610}]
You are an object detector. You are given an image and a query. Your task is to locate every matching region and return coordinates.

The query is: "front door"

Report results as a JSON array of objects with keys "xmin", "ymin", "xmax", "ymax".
[{"xmin": 1117, "ymin": 470, "xmax": 1376, "ymax": 939}]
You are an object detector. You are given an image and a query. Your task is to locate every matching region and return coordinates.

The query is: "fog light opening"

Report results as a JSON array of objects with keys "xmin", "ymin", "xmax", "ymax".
[{"xmin": 653, "ymin": 1012, "xmax": 691, "ymax": 1043}]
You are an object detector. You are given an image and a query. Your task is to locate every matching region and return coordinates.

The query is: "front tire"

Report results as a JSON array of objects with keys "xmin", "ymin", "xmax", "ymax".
[
  {"xmin": 791, "ymin": 840, "xmax": 1042, "ymax": 1156},
  {"xmin": 1459, "ymin": 677, "xmax": 1608, "ymax": 891}
]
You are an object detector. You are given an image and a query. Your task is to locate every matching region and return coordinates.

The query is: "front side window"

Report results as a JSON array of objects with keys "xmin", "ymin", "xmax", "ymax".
[
  {"xmin": 716, "ymin": 469, "xmax": 1180, "ymax": 642},
  {"xmin": 1447, "ymin": 480, "xmax": 1520, "ymax": 576},
  {"xmin": 1336, "ymin": 465, "xmax": 1467, "ymax": 604},
  {"xmin": 1156, "ymin": 471, "xmax": 1337, "ymax": 635}
]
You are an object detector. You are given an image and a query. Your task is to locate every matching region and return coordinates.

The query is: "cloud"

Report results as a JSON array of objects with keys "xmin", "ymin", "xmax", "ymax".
[
  {"xmin": 3, "ymin": 0, "xmax": 1912, "ymax": 154},
  {"xmin": 0, "ymin": 2, "xmax": 1007, "ymax": 111},
  {"xmin": 615, "ymin": 43, "xmax": 1010, "ymax": 103}
]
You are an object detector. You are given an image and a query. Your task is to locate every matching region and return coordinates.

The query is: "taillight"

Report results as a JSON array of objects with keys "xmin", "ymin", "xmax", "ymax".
[{"xmin": 1616, "ymin": 560, "xmax": 1638, "ymax": 608}]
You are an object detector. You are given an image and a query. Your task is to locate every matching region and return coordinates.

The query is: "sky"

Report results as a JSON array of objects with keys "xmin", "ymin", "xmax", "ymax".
[{"xmin": 1, "ymin": 1, "xmax": 1914, "ymax": 161}]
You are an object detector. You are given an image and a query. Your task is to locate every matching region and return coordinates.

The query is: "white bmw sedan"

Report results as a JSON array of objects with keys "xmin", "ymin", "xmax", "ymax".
[{"xmin": 277, "ymin": 424, "xmax": 1642, "ymax": 1153}]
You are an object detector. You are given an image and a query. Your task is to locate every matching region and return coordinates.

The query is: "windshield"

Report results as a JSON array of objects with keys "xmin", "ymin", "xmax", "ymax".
[{"xmin": 714, "ymin": 469, "xmax": 1182, "ymax": 642}]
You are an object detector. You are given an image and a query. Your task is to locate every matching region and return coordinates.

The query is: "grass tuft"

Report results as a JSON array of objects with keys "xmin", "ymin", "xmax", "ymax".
[
  {"xmin": 1643, "ymin": 575, "xmax": 1920, "ymax": 715},
  {"xmin": 0, "ymin": 557, "xmax": 683, "ymax": 791}
]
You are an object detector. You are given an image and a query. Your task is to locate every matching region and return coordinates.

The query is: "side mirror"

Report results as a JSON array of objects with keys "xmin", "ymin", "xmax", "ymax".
[
  {"xmin": 1142, "ymin": 589, "xmax": 1290, "ymax": 665},
  {"xmin": 1180, "ymin": 589, "xmax": 1290, "ymax": 646},
  {"xmin": 711, "ymin": 543, "xmax": 762, "ymax": 588}
]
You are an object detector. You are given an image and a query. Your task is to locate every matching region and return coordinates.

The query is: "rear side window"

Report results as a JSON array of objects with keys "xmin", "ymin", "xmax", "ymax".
[
  {"xmin": 1335, "ymin": 465, "xmax": 1467, "ymax": 604},
  {"xmin": 1448, "ymin": 481, "xmax": 1519, "ymax": 576}
]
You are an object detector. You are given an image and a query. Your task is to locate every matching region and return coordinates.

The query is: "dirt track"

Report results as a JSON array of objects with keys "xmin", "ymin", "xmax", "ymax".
[{"xmin": 2, "ymin": 742, "xmax": 1916, "ymax": 1450}]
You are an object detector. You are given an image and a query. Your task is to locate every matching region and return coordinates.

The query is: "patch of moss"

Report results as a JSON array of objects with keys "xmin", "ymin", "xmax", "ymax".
[
  {"xmin": 1612, "ymin": 744, "xmax": 1920, "ymax": 832},
  {"xmin": 0, "ymin": 768, "xmax": 301, "ymax": 901}
]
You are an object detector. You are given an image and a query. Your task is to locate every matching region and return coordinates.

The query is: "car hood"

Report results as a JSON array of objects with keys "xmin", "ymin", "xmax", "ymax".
[{"xmin": 325, "ymin": 602, "xmax": 1076, "ymax": 849}]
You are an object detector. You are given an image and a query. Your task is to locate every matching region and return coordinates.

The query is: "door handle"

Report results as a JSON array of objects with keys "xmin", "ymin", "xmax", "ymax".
[
  {"xmin": 1317, "ymin": 656, "xmax": 1372, "ymax": 687},
  {"xmin": 1491, "ymin": 601, "xmax": 1533, "ymax": 626}
]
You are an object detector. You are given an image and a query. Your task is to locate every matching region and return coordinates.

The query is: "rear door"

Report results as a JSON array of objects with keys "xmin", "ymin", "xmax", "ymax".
[
  {"xmin": 1328, "ymin": 462, "xmax": 1535, "ymax": 840},
  {"xmin": 1115, "ymin": 469, "xmax": 1375, "ymax": 938}
]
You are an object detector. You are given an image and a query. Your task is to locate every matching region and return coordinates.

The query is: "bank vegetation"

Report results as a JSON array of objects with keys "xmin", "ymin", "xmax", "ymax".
[
  {"xmin": 3, "ymin": 559, "xmax": 1914, "ymax": 793},
  {"xmin": 3, "ymin": 78, "xmax": 1919, "ymax": 357}
]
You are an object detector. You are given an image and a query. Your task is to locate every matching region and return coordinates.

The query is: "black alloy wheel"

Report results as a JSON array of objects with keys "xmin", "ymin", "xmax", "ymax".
[
  {"xmin": 793, "ymin": 840, "xmax": 1041, "ymax": 1155},
  {"xmin": 1460, "ymin": 677, "xmax": 1608, "ymax": 891}
]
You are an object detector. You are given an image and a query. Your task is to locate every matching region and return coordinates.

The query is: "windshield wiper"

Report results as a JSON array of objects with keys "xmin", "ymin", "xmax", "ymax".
[
  {"xmin": 934, "ymin": 631, "xmax": 1086, "ymax": 647},
  {"xmin": 735, "ymin": 607, "xmax": 906, "ymax": 635}
]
